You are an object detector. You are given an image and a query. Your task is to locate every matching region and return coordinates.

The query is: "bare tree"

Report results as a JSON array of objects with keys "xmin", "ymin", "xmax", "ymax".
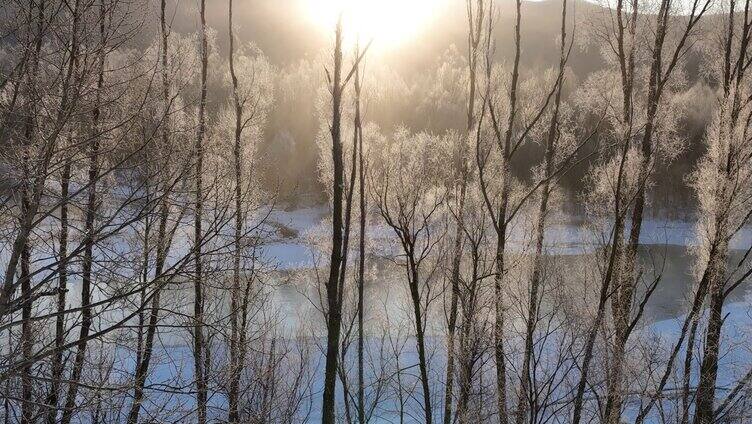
[
  {"xmin": 567, "ymin": 0, "xmax": 712, "ymax": 420},
  {"xmin": 515, "ymin": 1, "xmax": 571, "ymax": 422},
  {"xmin": 444, "ymin": 3, "xmax": 484, "ymax": 423},
  {"xmin": 320, "ymin": 18, "xmax": 369, "ymax": 423},
  {"xmin": 475, "ymin": 2, "xmax": 578, "ymax": 422},
  {"xmin": 60, "ymin": 1, "xmax": 106, "ymax": 422},
  {"xmin": 372, "ymin": 129, "xmax": 450, "ymax": 424},
  {"xmin": 321, "ymin": 19, "xmax": 347, "ymax": 423},
  {"xmin": 126, "ymin": 2, "xmax": 192, "ymax": 421}
]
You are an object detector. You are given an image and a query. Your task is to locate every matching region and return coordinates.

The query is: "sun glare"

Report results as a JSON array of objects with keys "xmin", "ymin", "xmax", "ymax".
[{"xmin": 305, "ymin": 0, "xmax": 446, "ymax": 49}]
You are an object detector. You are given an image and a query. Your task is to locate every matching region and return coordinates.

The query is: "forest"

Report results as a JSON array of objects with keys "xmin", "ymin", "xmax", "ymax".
[{"xmin": 0, "ymin": 0, "xmax": 751, "ymax": 423}]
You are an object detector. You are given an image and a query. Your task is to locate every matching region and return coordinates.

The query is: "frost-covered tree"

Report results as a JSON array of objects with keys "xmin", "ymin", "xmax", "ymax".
[
  {"xmin": 371, "ymin": 128, "xmax": 449, "ymax": 424},
  {"xmin": 689, "ymin": 2, "xmax": 752, "ymax": 422},
  {"xmin": 572, "ymin": 0, "xmax": 712, "ymax": 420}
]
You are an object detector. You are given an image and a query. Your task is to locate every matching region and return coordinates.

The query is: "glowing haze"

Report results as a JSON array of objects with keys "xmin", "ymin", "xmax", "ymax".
[{"xmin": 304, "ymin": 0, "xmax": 448, "ymax": 49}]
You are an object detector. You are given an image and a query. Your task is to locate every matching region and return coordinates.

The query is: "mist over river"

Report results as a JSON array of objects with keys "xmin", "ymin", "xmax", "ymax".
[{"xmin": 265, "ymin": 207, "xmax": 752, "ymax": 334}]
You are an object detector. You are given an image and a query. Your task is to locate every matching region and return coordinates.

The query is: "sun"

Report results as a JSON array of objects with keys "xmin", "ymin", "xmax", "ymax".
[{"xmin": 304, "ymin": 0, "xmax": 447, "ymax": 49}]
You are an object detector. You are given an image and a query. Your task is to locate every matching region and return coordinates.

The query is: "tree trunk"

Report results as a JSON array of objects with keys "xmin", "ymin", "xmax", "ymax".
[
  {"xmin": 456, "ymin": 239, "xmax": 483, "ymax": 423},
  {"xmin": 406, "ymin": 243, "xmax": 433, "ymax": 424},
  {"xmin": 693, "ymin": 275, "xmax": 725, "ymax": 424},
  {"xmin": 491, "ymin": 1, "xmax": 526, "ymax": 420},
  {"xmin": 227, "ymin": 0, "xmax": 248, "ymax": 420},
  {"xmin": 192, "ymin": 1, "xmax": 208, "ymax": 422},
  {"xmin": 573, "ymin": 2, "xmax": 638, "ymax": 422},
  {"xmin": 605, "ymin": 4, "xmax": 671, "ymax": 421},
  {"xmin": 46, "ymin": 156, "xmax": 71, "ymax": 424},
  {"xmin": 693, "ymin": 95, "xmax": 734, "ymax": 424},
  {"xmin": 20, "ymin": 165, "xmax": 33, "ymax": 424},
  {"xmin": 444, "ymin": 4, "xmax": 483, "ymax": 422},
  {"xmin": 691, "ymin": 2, "xmax": 748, "ymax": 420},
  {"xmin": 127, "ymin": 1, "xmax": 171, "ymax": 420},
  {"xmin": 46, "ymin": 2, "xmax": 81, "ymax": 417},
  {"xmin": 321, "ymin": 17, "xmax": 345, "ymax": 424},
  {"xmin": 60, "ymin": 2, "xmax": 104, "ymax": 420},
  {"xmin": 127, "ymin": 199, "xmax": 169, "ymax": 424},
  {"xmin": 355, "ymin": 55, "xmax": 366, "ymax": 424},
  {"xmin": 492, "ymin": 226, "xmax": 509, "ymax": 424},
  {"xmin": 572, "ymin": 137, "xmax": 632, "ymax": 424},
  {"xmin": 18, "ymin": 3, "xmax": 46, "ymax": 417}
]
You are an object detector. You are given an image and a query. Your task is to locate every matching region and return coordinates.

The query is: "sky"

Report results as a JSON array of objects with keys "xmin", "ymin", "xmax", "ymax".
[{"xmin": 299, "ymin": 0, "xmax": 453, "ymax": 51}]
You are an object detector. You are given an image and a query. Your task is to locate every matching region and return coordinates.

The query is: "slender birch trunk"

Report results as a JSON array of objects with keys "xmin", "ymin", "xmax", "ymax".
[
  {"xmin": 20, "ymin": 162, "xmax": 32, "ymax": 424},
  {"xmin": 61, "ymin": 3, "xmax": 104, "ymax": 421},
  {"xmin": 126, "ymin": 2, "xmax": 171, "ymax": 421},
  {"xmin": 192, "ymin": 1, "xmax": 208, "ymax": 422},
  {"xmin": 227, "ymin": 0, "xmax": 247, "ymax": 420},
  {"xmin": 493, "ymin": 1, "xmax": 525, "ymax": 420},
  {"xmin": 46, "ymin": 155, "xmax": 71, "ymax": 424},
  {"xmin": 355, "ymin": 53, "xmax": 366, "ymax": 424}
]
